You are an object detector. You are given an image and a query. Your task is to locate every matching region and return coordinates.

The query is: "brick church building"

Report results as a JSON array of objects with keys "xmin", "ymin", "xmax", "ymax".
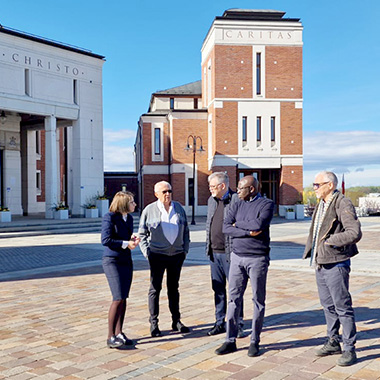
[{"xmin": 135, "ymin": 9, "xmax": 303, "ymax": 215}]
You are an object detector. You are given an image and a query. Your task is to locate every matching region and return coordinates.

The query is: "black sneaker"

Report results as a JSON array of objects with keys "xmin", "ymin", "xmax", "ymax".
[
  {"xmin": 172, "ymin": 320, "xmax": 190, "ymax": 333},
  {"xmin": 107, "ymin": 335, "xmax": 124, "ymax": 348},
  {"xmin": 116, "ymin": 332, "xmax": 134, "ymax": 346},
  {"xmin": 151, "ymin": 326, "xmax": 162, "ymax": 337},
  {"xmin": 248, "ymin": 343, "xmax": 260, "ymax": 357},
  {"xmin": 316, "ymin": 338, "xmax": 342, "ymax": 356},
  {"xmin": 207, "ymin": 323, "xmax": 226, "ymax": 336},
  {"xmin": 215, "ymin": 341, "xmax": 237, "ymax": 355},
  {"xmin": 337, "ymin": 350, "xmax": 357, "ymax": 366}
]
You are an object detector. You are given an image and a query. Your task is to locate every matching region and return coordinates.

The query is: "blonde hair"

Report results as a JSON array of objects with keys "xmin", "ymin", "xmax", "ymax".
[{"xmin": 109, "ymin": 191, "xmax": 134, "ymax": 214}]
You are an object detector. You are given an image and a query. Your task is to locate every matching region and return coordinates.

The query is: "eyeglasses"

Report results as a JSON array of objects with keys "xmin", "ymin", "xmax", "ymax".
[
  {"xmin": 237, "ymin": 186, "xmax": 252, "ymax": 192},
  {"xmin": 313, "ymin": 182, "xmax": 330, "ymax": 189},
  {"xmin": 209, "ymin": 183, "xmax": 222, "ymax": 190},
  {"xmin": 129, "ymin": 200, "xmax": 136, "ymax": 204},
  {"xmin": 161, "ymin": 189, "xmax": 173, "ymax": 194}
]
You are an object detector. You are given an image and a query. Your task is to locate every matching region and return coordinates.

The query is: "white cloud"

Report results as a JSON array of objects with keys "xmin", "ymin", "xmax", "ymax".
[
  {"xmin": 104, "ymin": 145, "xmax": 135, "ymax": 171},
  {"xmin": 303, "ymin": 130, "xmax": 380, "ymax": 187},
  {"xmin": 103, "ymin": 129, "xmax": 136, "ymax": 144}
]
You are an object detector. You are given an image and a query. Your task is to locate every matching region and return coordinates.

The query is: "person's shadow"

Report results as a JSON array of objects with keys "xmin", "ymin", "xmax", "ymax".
[{"xmin": 259, "ymin": 306, "xmax": 380, "ymax": 362}]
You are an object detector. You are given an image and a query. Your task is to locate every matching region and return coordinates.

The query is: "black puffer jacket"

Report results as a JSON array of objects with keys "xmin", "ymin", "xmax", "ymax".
[{"xmin": 303, "ymin": 192, "xmax": 362, "ymax": 265}]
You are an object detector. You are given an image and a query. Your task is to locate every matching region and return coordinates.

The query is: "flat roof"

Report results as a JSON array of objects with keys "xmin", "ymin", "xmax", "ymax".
[
  {"xmin": 0, "ymin": 25, "xmax": 105, "ymax": 60},
  {"xmin": 216, "ymin": 8, "xmax": 300, "ymax": 22}
]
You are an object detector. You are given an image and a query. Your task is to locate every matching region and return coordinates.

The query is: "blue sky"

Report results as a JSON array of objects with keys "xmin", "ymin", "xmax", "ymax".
[{"xmin": 2, "ymin": 0, "xmax": 379, "ymax": 187}]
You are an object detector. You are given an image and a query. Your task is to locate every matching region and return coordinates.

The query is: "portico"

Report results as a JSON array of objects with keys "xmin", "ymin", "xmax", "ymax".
[{"xmin": 0, "ymin": 25, "xmax": 105, "ymax": 218}]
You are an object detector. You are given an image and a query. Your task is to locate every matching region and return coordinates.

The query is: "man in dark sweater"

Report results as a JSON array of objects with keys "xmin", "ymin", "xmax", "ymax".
[
  {"xmin": 205, "ymin": 172, "xmax": 244, "ymax": 337},
  {"xmin": 215, "ymin": 175, "xmax": 274, "ymax": 357}
]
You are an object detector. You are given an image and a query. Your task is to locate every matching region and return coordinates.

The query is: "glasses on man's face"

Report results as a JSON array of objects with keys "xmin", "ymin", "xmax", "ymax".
[
  {"xmin": 313, "ymin": 181, "xmax": 330, "ymax": 189},
  {"xmin": 209, "ymin": 183, "xmax": 222, "ymax": 190},
  {"xmin": 161, "ymin": 189, "xmax": 172, "ymax": 194},
  {"xmin": 237, "ymin": 185, "xmax": 251, "ymax": 192}
]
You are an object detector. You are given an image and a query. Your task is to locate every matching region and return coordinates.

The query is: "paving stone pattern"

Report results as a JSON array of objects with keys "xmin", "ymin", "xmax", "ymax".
[{"xmin": 1, "ymin": 217, "xmax": 380, "ymax": 379}]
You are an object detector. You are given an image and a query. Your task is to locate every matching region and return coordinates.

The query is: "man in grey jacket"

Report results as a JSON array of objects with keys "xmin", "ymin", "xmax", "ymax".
[
  {"xmin": 139, "ymin": 181, "xmax": 190, "ymax": 337},
  {"xmin": 303, "ymin": 171, "xmax": 362, "ymax": 366},
  {"xmin": 205, "ymin": 172, "xmax": 244, "ymax": 337}
]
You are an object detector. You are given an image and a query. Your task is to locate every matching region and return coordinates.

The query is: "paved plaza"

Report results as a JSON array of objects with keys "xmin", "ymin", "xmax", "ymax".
[{"xmin": 1, "ymin": 217, "xmax": 380, "ymax": 379}]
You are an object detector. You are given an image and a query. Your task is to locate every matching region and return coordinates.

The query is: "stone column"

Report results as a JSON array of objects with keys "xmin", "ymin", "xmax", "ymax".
[{"xmin": 44, "ymin": 115, "xmax": 58, "ymax": 219}]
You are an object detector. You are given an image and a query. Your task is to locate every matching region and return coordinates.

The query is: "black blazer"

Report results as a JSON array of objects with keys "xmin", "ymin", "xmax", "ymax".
[{"xmin": 101, "ymin": 212, "xmax": 134, "ymax": 258}]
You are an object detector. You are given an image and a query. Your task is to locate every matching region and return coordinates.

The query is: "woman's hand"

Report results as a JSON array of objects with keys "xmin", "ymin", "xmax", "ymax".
[{"xmin": 128, "ymin": 235, "xmax": 141, "ymax": 250}]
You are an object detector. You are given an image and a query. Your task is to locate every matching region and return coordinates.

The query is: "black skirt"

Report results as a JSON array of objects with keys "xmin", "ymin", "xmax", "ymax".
[{"xmin": 102, "ymin": 255, "xmax": 133, "ymax": 300}]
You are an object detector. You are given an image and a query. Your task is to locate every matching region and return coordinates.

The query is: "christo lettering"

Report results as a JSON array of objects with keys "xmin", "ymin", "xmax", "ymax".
[{"xmin": 10, "ymin": 52, "xmax": 80, "ymax": 76}]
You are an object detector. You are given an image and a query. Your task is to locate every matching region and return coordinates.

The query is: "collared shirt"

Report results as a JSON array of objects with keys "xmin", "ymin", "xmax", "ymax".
[{"xmin": 157, "ymin": 200, "xmax": 179, "ymax": 245}]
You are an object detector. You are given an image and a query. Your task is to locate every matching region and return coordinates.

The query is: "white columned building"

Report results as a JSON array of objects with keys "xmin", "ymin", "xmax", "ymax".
[{"xmin": 0, "ymin": 25, "xmax": 105, "ymax": 218}]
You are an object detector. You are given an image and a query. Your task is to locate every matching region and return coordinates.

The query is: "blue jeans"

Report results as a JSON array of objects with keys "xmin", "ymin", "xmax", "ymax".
[
  {"xmin": 226, "ymin": 253, "xmax": 269, "ymax": 343},
  {"xmin": 210, "ymin": 253, "xmax": 243, "ymax": 326},
  {"xmin": 316, "ymin": 265, "xmax": 356, "ymax": 351}
]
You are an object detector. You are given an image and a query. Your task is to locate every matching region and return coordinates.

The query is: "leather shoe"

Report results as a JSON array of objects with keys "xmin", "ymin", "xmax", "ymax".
[
  {"xmin": 107, "ymin": 335, "xmax": 124, "ymax": 348},
  {"xmin": 215, "ymin": 341, "xmax": 237, "ymax": 355},
  {"xmin": 116, "ymin": 332, "xmax": 133, "ymax": 345},
  {"xmin": 207, "ymin": 323, "xmax": 226, "ymax": 336},
  {"xmin": 172, "ymin": 320, "xmax": 190, "ymax": 333},
  {"xmin": 248, "ymin": 343, "xmax": 260, "ymax": 357},
  {"xmin": 151, "ymin": 326, "xmax": 162, "ymax": 337}
]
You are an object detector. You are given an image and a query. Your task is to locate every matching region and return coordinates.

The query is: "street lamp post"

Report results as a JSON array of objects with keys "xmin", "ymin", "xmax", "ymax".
[{"xmin": 185, "ymin": 135, "xmax": 205, "ymax": 225}]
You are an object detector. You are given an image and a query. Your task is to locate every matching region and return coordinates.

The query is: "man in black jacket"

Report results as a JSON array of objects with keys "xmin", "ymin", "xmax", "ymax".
[
  {"xmin": 205, "ymin": 172, "xmax": 244, "ymax": 337},
  {"xmin": 215, "ymin": 175, "xmax": 274, "ymax": 357},
  {"xmin": 303, "ymin": 171, "xmax": 361, "ymax": 366}
]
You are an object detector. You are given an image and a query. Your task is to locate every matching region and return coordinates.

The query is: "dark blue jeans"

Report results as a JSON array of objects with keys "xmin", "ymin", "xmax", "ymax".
[
  {"xmin": 316, "ymin": 265, "xmax": 356, "ymax": 351},
  {"xmin": 210, "ymin": 253, "xmax": 243, "ymax": 326}
]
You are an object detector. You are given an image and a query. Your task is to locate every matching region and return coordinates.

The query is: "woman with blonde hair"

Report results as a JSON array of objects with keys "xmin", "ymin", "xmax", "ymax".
[{"xmin": 101, "ymin": 191, "xmax": 140, "ymax": 348}]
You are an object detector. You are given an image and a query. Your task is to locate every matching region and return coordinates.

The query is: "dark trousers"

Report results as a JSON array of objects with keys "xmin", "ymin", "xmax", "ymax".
[
  {"xmin": 148, "ymin": 252, "xmax": 185, "ymax": 326},
  {"xmin": 226, "ymin": 253, "xmax": 269, "ymax": 344},
  {"xmin": 210, "ymin": 252, "xmax": 243, "ymax": 326},
  {"xmin": 316, "ymin": 265, "xmax": 356, "ymax": 351}
]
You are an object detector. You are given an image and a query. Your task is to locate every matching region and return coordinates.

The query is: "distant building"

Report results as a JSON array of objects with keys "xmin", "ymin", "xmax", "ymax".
[
  {"xmin": 104, "ymin": 171, "xmax": 139, "ymax": 209},
  {"xmin": 135, "ymin": 9, "xmax": 303, "ymax": 214},
  {"xmin": 0, "ymin": 25, "xmax": 105, "ymax": 217}
]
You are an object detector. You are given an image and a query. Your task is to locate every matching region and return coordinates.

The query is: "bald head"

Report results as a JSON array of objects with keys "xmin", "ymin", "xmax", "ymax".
[{"xmin": 237, "ymin": 175, "xmax": 259, "ymax": 201}]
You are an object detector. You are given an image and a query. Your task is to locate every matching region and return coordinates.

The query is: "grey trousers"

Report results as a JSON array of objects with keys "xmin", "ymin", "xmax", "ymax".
[
  {"xmin": 226, "ymin": 252, "xmax": 269, "ymax": 343},
  {"xmin": 316, "ymin": 265, "xmax": 357, "ymax": 351}
]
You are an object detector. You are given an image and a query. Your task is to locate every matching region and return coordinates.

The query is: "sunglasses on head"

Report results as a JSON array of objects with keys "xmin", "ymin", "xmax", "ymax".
[{"xmin": 162, "ymin": 189, "xmax": 172, "ymax": 194}]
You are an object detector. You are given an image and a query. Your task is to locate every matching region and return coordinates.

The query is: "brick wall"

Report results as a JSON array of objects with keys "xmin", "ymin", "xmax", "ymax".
[
  {"xmin": 279, "ymin": 165, "xmax": 303, "ymax": 204},
  {"xmin": 171, "ymin": 118, "xmax": 209, "ymax": 206},
  {"xmin": 280, "ymin": 102, "xmax": 302, "ymax": 155},
  {"xmin": 266, "ymin": 46, "xmax": 302, "ymax": 99},
  {"xmin": 214, "ymin": 102, "xmax": 238, "ymax": 155},
  {"xmin": 215, "ymin": 45, "xmax": 252, "ymax": 99}
]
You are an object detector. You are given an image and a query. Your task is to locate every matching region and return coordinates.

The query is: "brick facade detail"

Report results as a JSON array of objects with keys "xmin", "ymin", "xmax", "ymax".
[
  {"xmin": 279, "ymin": 165, "xmax": 303, "ymax": 205},
  {"xmin": 266, "ymin": 46, "xmax": 302, "ymax": 99},
  {"xmin": 280, "ymin": 102, "xmax": 303, "ymax": 155}
]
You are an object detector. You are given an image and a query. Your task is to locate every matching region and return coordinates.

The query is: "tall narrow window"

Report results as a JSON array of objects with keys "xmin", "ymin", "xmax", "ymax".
[
  {"xmin": 194, "ymin": 98, "xmax": 198, "ymax": 109},
  {"xmin": 170, "ymin": 98, "xmax": 174, "ymax": 110},
  {"xmin": 271, "ymin": 117, "xmax": 276, "ymax": 143},
  {"xmin": 73, "ymin": 79, "xmax": 78, "ymax": 104},
  {"xmin": 256, "ymin": 117, "xmax": 261, "ymax": 144},
  {"xmin": 242, "ymin": 116, "xmax": 247, "ymax": 144},
  {"xmin": 154, "ymin": 128, "xmax": 161, "ymax": 155},
  {"xmin": 25, "ymin": 69, "xmax": 30, "ymax": 96},
  {"xmin": 35, "ymin": 130, "xmax": 41, "ymax": 155},
  {"xmin": 256, "ymin": 53, "xmax": 261, "ymax": 95}
]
